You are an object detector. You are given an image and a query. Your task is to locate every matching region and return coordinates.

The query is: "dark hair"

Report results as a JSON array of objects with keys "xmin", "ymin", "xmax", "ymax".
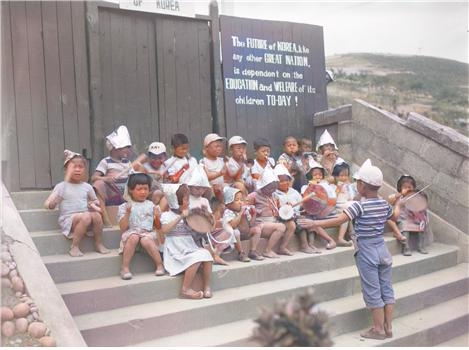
[
  {"xmin": 210, "ymin": 196, "xmax": 223, "ymax": 213},
  {"xmin": 253, "ymin": 137, "xmax": 271, "ymax": 150},
  {"xmin": 127, "ymin": 173, "xmax": 152, "ymax": 190},
  {"xmin": 332, "ymin": 162, "xmax": 350, "ymax": 177},
  {"xmin": 176, "ymin": 184, "xmax": 189, "ymax": 205},
  {"xmin": 397, "ymin": 174, "xmax": 416, "ymax": 193},
  {"xmin": 283, "ymin": 136, "xmax": 298, "ymax": 145},
  {"xmin": 171, "ymin": 133, "xmax": 189, "ymax": 148}
]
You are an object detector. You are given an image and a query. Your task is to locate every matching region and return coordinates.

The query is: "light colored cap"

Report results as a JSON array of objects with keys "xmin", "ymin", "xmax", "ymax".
[
  {"xmin": 204, "ymin": 133, "xmax": 226, "ymax": 147},
  {"xmin": 63, "ymin": 149, "xmax": 81, "ymax": 166},
  {"xmin": 106, "ymin": 125, "xmax": 132, "ymax": 150},
  {"xmin": 316, "ymin": 129, "xmax": 338, "ymax": 152},
  {"xmin": 148, "ymin": 142, "xmax": 166, "ymax": 156},
  {"xmin": 308, "ymin": 158, "xmax": 324, "ymax": 170},
  {"xmin": 184, "ymin": 164, "xmax": 211, "ymax": 188},
  {"xmin": 228, "ymin": 135, "xmax": 247, "ymax": 148},
  {"xmin": 223, "ymin": 187, "xmax": 241, "ymax": 205},
  {"xmin": 274, "ymin": 163, "xmax": 292, "ymax": 179},
  {"xmin": 162, "ymin": 183, "xmax": 183, "ymax": 209},
  {"xmin": 256, "ymin": 167, "xmax": 279, "ymax": 190},
  {"xmin": 354, "ymin": 159, "xmax": 383, "ymax": 187}
]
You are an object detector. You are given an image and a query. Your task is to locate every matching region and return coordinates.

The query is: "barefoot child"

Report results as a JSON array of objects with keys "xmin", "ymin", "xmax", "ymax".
[
  {"xmin": 117, "ymin": 173, "xmax": 164, "ymax": 280},
  {"xmin": 298, "ymin": 159, "xmax": 398, "ymax": 340},
  {"xmin": 44, "ymin": 150, "xmax": 110, "ymax": 257},
  {"xmin": 159, "ymin": 184, "xmax": 214, "ymax": 299},
  {"xmin": 225, "ymin": 136, "xmax": 250, "ymax": 195},
  {"xmin": 245, "ymin": 167, "xmax": 291, "ymax": 259},
  {"xmin": 277, "ymin": 136, "xmax": 307, "ymax": 192},
  {"xmin": 200, "ymin": 133, "xmax": 227, "ymax": 200},
  {"xmin": 250, "ymin": 137, "xmax": 276, "ymax": 191},
  {"xmin": 332, "ymin": 162, "xmax": 354, "ymax": 247}
]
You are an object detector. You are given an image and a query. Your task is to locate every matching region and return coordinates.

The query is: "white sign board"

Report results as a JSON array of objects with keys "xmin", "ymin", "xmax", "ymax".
[{"xmin": 119, "ymin": 0, "xmax": 196, "ymax": 18}]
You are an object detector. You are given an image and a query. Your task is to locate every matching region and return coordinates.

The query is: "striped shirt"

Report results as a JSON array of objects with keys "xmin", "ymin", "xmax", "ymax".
[{"xmin": 344, "ymin": 198, "xmax": 393, "ymax": 239}]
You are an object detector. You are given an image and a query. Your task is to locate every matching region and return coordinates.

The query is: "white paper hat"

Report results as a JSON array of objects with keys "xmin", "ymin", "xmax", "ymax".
[
  {"xmin": 316, "ymin": 129, "xmax": 338, "ymax": 152},
  {"xmin": 63, "ymin": 149, "xmax": 81, "ymax": 166},
  {"xmin": 223, "ymin": 187, "xmax": 241, "ymax": 205},
  {"xmin": 308, "ymin": 158, "xmax": 324, "ymax": 170},
  {"xmin": 256, "ymin": 167, "xmax": 279, "ymax": 190},
  {"xmin": 353, "ymin": 159, "xmax": 383, "ymax": 186},
  {"xmin": 274, "ymin": 163, "xmax": 292, "ymax": 179},
  {"xmin": 162, "ymin": 183, "xmax": 183, "ymax": 209},
  {"xmin": 353, "ymin": 158, "xmax": 372, "ymax": 180},
  {"xmin": 184, "ymin": 164, "xmax": 211, "ymax": 188},
  {"xmin": 148, "ymin": 142, "xmax": 166, "ymax": 156},
  {"xmin": 106, "ymin": 125, "xmax": 132, "ymax": 150}
]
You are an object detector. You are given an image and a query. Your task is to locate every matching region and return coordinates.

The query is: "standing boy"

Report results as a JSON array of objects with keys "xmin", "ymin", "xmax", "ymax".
[{"xmin": 298, "ymin": 159, "xmax": 398, "ymax": 340}]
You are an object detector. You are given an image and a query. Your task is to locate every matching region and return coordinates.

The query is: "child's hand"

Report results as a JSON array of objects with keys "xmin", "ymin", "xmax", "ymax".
[
  {"xmin": 104, "ymin": 175, "xmax": 116, "ymax": 184},
  {"xmin": 44, "ymin": 194, "xmax": 62, "ymax": 209},
  {"xmin": 88, "ymin": 202, "xmax": 102, "ymax": 214},
  {"xmin": 125, "ymin": 203, "xmax": 132, "ymax": 214}
]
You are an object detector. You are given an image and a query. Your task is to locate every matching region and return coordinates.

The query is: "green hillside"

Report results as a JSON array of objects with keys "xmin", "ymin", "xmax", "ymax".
[{"xmin": 326, "ymin": 53, "xmax": 469, "ymax": 136}]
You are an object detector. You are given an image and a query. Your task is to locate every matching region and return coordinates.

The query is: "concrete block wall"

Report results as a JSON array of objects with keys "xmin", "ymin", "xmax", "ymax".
[{"xmin": 313, "ymin": 100, "xmax": 469, "ymax": 239}]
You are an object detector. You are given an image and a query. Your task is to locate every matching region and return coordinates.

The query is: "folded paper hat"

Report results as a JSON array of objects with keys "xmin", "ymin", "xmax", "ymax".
[
  {"xmin": 204, "ymin": 133, "xmax": 226, "ymax": 147},
  {"xmin": 223, "ymin": 187, "xmax": 241, "ymax": 205},
  {"xmin": 228, "ymin": 135, "xmax": 247, "ymax": 148},
  {"xmin": 148, "ymin": 142, "xmax": 166, "ymax": 156},
  {"xmin": 316, "ymin": 129, "xmax": 338, "ymax": 152},
  {"xmin": 308, "ymin": 158, "xmax": 324, "ymax": 170},
  {"xmin": 274, "ymin": 163, "xmax": 292, "ymax": 179},
  {"xmin": 106, "ymin": 125, "xmax": 132, "ymax": 150},
  {"xmin": 353, "ymin": 158, "xmax": 372, "ymax": 180},
  {"xmin": 256, "ymin": 167, "xmax": 279, "ymax": 190},
  {"xmin": 162, "ymin": 183, "xmax": 183, "ymax": 209},
  {"xmin": 353, "ymin": 159, "xmax": 383, "ymax": 186},
  {"xmin": 63, "ymin": 149, "xmax": 81, "ymax": 166},
  {"xmin": 184, "ymin": 164, "xmax": 211, "ymax": 188}
]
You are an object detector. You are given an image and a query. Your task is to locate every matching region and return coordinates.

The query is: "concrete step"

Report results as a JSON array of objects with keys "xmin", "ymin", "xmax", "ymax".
[
  {"xmin": 436, "ymin": 332, "xmax": 469, "ymax": 347},
  {"xmin": 46, "ymin": 236, "xmax": 400, "ymax": 284},
  {"xmin": 133, "ymin": 263, "xmax": 468, "ymax": 347},
  {"xmin": 73, "ymin": 244, "xmax": 459, "ymax": 346},
  {"xmin": 333, "ymin": 294, "xmax": 469, "ymax": 347},
  {"xmin": 10, "ymin": 190, "xmax": 50, "ymax": 210}
]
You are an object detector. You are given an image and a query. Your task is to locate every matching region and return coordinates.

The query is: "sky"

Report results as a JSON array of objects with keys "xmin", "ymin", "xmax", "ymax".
[{"xmin": 210, "ymin": 0, "xmax": 468, "ymax": 64}]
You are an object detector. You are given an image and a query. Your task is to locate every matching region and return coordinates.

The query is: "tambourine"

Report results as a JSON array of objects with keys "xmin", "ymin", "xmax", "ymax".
[
  {"xmin": 278, "ymin": 204, "xmax": 295, "ymax": 221},
  {"xmin": 184, "ymin": 209, "xmax": 213, "ymax": 234},
  {"xmin": 302, "ymin": 183, "xmax": 337, "ymax": 218}
]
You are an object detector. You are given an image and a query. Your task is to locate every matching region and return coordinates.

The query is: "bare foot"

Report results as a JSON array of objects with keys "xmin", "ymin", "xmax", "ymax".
[
  {"xmin": 69, "ymin": 246, "xmax": 84, "ymax": 257},
  {"xmin": 180, "ymin": 289, "xmax": 204, "ymax": 299},
  {"xmin": 326, "ymin": 241, "xmax": 337, "ymax": 250},
  {"xmin": 262, "ymin": 250, "xmax": 280, "ymax": 258},
  {"xmin": 155, "ymin": 266, "xmax": 165, "ymax": 276},
  {"xmin": 278, "ymin": 248, "xmax": 293, "ymax": 256},
  {"xmin": 213, "ymin": 255, "xmax": 229, "ymax": 266},
  {"xmin": 95, "ymin": 244, "xmax": 110, "ymax": 254},
  {"xmin": 308, "ymin": 242, "xmax": 322, "ymax": 254}
]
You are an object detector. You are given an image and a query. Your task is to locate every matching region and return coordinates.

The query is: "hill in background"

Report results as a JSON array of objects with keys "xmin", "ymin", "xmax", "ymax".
[{"xmin": 325, "ymin": 53, "xmax": 469, "ymax": 136}]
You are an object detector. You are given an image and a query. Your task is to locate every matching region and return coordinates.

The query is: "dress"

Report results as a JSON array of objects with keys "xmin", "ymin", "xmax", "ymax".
[
  {"xmin": 160, "ymin": 211, "xmax": 213, "ymax": 276},
  {"xmin": 117, "ymin": 200, "xmax": 157, "ymax": 253},
  {"xmin": 52, "ymin": 181, "xmax": 98, "ymax": 237}
]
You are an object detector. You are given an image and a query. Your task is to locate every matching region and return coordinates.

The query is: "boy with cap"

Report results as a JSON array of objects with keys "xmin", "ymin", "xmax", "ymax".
[
  {"xmin": 225, "ymin": 135, "xmax": 251, "ymax": 195},
  {"xmin": 298, "ymin": 159, "xmax": 398, "ymax": 340},
  {"xmin": 200, "ymin": 133, "xmax": 227, "ymax": 200}
]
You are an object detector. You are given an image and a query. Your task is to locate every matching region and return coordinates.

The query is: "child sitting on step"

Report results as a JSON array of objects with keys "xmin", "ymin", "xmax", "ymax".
[
  {"xmin": 44, "ymin": 150, "xmax": 110, "ymax": 257},
  {"xmin": 117, "ymin": 173, "xmax": 165, "ymax": 280},
  {"xmin": 159, "ymin": 184, "xmax": 214, "ymax": 299},
  {"xmin": 200, "ymin": 133, "xmax": 227, "ymax": 201},
  {"xmin": 163, "ymin": 133, "xmax": 199, "ymax": 184},
  {"xmin": 250, "ymin": 137, "xmax": 276, "ymax": 191},
  {"xmin": 277, "ymin": 136, "xmax": 308, "ymax": 193},
  {"xmin": 388, "ymin": 174, "xmax": 429, "ymax": 256},
  {"xmin": 298, "ymin": 159, "xmax": 399, "ymax": 340},
  {"xmin": 332, "ymin": 162, "xmax": 354, "ymax": 247}
]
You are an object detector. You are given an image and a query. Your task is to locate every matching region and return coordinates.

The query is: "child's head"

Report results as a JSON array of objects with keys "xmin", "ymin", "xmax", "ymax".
[
  {"xmin": 397, "ymin": 174, "xmax": 416, "ymax": 195},
  {"xmin": 308, "ymin": 159, "xmax": 325, "ymax": 181},
  {"xmin": 63, "ymin": 150, "xmax": 87, "ymax": 183},
  {"xmin": 127, "ymin": 173, "xmax": 152, "ymax": 202},
  {"xmin": 274, "ymin": 163, "xmax": 292, "ymax": 193},
  {"xmin": 210, "ymin": 196, "xmax": 225, "ymax": 217},
  {"xmin": 148, "ymin": 142, "xmax": 167, "ymax": 169},
  {"xmin": 283, "ymin": 136, "xmax": 299, "ymax": 156},
  {"xmin": 228, "ymin": 136, "xmax": 247, "ymax": 159},
  {"xmin": 171, "ymin": 133, "xmax": 190, "ymax": 158},
  {"xmin": 204, "ymin": 133, "xmax": 225, "ymax": 158},
  {"xmin": 185, "ymin": 165, "xmax": 211, "ymax": 198},
  {"xmin": 253, "ymin": 138, "xmax": 271, "ymax": 161},
  {"xmin": 354, "ymin": 160, "xmax": 383, "ymax": 196},
  {"xmin": 106, "ymin": 125, "xmax": 132, "ymax": 160},
  {"xmin": 299, "ymin": 138, "xmax": 313, "ymax": 153},
  {"xmin": 332, "ymin": 162, "xmax": 350, "ymax": 183},
  {"xmin": 316, "ymin": 129, "xmax": 338, "ymax": 155},
  {"xmin": 223, "ymin": 187, "xmax": 242, "ymax": 212}
]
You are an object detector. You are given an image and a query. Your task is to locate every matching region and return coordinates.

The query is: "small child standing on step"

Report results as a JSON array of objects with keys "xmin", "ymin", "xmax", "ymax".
[
  {"xmin": 298, "ymin": 159, "xmax": 398, "ymax": 340},
  {"xmin": 44, "ymin": 150, "xmax": 110, "ymax": 257},
  {"xmin": 117, "ymin": 173, "xmax": 165, "ymax": 280}
]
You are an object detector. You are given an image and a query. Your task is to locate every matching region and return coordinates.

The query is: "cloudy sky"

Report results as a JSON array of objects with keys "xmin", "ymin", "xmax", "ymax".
[{"xmin": 212, "ymin": 0, "xmax": 468, "ymax": 63}]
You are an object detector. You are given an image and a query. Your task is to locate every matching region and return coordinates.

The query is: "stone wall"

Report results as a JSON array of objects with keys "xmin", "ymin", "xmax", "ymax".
[{"xmin": 314, "ymin": 99, "xmax": 469, "ymax": 236}]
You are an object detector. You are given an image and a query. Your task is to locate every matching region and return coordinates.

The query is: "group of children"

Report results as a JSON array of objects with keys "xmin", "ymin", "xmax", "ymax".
[{"xmin": 45, "ymin": 125, "xmax": 431, "ymax": 312}]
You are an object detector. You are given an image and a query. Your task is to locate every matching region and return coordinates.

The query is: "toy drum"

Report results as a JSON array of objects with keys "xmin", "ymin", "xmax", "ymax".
[
  {"xmin": 185, "ymin": 210, "xmax": 213, "ymax": 234},
  {"xmin": 278, "ymin": 204, "xmax": 295, "ymax": 221},
  {"xmin": 404, "ymin": 192, "xmax": 428, "ymax": 213},
  {"xmin": 302, "ymin": 183, "xmax": 336, "ymax": 218}
]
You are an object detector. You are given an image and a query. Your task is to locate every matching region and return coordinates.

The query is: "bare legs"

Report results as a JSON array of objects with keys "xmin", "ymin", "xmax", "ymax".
[
  {"xmin": 180, "ymin": 261, "xmax": 213, "ymax": 299},
  {"xmin": 249, "ymin": 222, "xmax": 286, "ymax": 258},
  {"xmin": 121, "ymin": 235, "xmax": 164, "ymax": 279},
  {"xmin": 69, "ymin": 212, "xmax": 109, "ymax": 257}
]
